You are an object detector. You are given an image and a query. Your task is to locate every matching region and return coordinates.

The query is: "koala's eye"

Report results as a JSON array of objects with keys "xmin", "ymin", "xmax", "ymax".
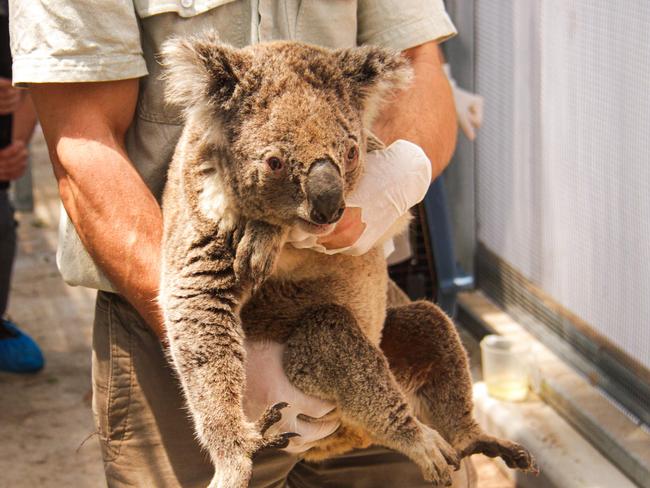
[
  {"xmin": 266, "ymin": 156, "xmax": 284, "ymax": 172},
  {"xmin": 347, "ymin": 145, "xmax": 359, "ymax": 164}
]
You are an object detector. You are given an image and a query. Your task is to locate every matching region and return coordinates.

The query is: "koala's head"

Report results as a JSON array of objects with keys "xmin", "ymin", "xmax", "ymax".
[{"xmin": 162, "ymin": 33, "xmax": 412, "ymax": 232}]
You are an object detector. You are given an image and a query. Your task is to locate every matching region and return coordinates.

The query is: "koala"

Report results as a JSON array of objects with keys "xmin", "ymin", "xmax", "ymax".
[{"xmin": 159, "ymin": 33, "xmax": 536, "ymax": 488}]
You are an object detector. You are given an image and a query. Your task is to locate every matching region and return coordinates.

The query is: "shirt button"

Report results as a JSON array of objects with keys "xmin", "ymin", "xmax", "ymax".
[{"xmin": 180, "ymin": 0, "xmax": 194, "ymax": 8}]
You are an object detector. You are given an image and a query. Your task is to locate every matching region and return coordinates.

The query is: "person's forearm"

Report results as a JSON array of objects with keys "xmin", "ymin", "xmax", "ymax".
[
  {"xmin": 372, "ymin": 41, "xmax": 457, "ymax": 179},
  {"xmin": 53, "ymin": 139, "xmax": 165, "ymax": 338},
  {"xmin": 12, "ymin": 92, "xmax": 37, "ymax": 144},
  {"xmin": 30, "ymin": 82, "xmax": 165, "ymax": 339}
]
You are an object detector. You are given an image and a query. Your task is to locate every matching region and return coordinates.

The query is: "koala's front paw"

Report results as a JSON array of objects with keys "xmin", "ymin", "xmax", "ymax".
[
  {"xmin": 254, "ymin": 401, "xmax": 301, "ymax": 450},
  {"xmin": 234, "ymin": 220, "xmax": 285, "ymax": 290},
  {"xmin": 207, "ymin": 403, "xmax": 295, "ymax": 488}
]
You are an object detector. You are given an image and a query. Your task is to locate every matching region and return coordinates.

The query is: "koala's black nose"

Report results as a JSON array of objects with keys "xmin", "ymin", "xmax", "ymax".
[
  {"xmin": 306, "ymin": 158, "xmax": 345, "ymax": 225},
  {"xmin": 311, "ymin": 204, "xmax": 345, "ymax": 225}
]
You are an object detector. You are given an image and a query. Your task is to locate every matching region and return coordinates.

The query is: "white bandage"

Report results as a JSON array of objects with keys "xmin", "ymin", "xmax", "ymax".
[{"xmin": 288, "ymin": 139, "xmax": 432, "ymax": 256}]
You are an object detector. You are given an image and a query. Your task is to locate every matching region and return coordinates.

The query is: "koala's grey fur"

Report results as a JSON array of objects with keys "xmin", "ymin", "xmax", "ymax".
[{"xmin": 159, "ymin": 33, "xmax": 536, "ymax": 488}]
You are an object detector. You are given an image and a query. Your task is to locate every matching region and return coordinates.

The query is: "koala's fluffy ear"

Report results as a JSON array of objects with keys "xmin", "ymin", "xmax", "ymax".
[
  {"xmin": 336, "ymin": 46, "xmax": 413, "ymax": 125},
  {"xmin": 161, "ymin": 32, "xmax": 252, "ymax": 117}
]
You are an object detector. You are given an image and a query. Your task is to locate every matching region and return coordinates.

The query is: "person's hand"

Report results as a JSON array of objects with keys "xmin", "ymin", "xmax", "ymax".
[
  {"xmin": 287, "ymin": 140, "xmax": 432, "ymax": 256},
  {"xmin": 442, "ymin": 64, "xmax": 484, "ymax": 141},
  {"xmin": 0, "ymin": 78, "xmax": 23, "ymax": 115},
  {"xmin": 243, "ymin": 341, "xmax": 340, "ymax": 453},
  {"xmin": 452, "ymin": 85, "xmax": 483, "ymax": 141},
  {"xmin": 0, "ymin": 141, "xmax": 29, "ymax": 181},
  {"xmin": 316, "ymin": 207, "xmax": 365, "ymax": 250}
]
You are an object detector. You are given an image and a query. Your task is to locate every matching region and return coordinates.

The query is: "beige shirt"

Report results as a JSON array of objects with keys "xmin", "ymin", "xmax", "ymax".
[{"xmin": 10, "ymin": 0, "xmax": 456, "ymax": 291}]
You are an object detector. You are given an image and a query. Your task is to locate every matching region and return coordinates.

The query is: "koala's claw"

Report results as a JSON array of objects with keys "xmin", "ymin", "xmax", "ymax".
[
  {"xmin": 440, "ymin": 442, "xmax": 460, "ymax": 471},
  {"xmin": 262, "ymin": 431, "xmax": 300, "ymax": 450},
  {"xmin": 500, "ymin": 442, "xmax": 538, "ymax": 474},
  {"xmin": 256, "ymin": 402, "xmax": 289, "ymax": 434},
  {"xmin": 458, "ymin": 434, "xmax": 538, "ymax": 475},
  {"xmin": 252, "ymin": 402, "xmax": 299, "ymax": 452}
]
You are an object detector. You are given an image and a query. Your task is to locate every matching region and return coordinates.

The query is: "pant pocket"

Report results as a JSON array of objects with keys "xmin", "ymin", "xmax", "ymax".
[{"xmin": 92, "ymin": 292, "xmax": 134, "ymax": 463}]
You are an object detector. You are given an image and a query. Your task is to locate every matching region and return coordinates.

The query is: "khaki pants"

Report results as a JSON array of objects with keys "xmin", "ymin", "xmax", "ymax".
[{"xmin": 92, "ymin": 292, "xmax": 476, "ymax": 487}]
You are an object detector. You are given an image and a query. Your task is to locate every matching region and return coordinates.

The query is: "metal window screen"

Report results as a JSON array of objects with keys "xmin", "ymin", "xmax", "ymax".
[{"xmin": 473, "ymin": 0, "xmax": 650, "ymax": 418}]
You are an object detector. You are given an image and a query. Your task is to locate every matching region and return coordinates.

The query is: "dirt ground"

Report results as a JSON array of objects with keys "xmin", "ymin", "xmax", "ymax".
[
  {"xmin": 0, "ymin": 129, "xmax": 104, "ymax": 486},
  {"xmin": 0, "ymin": 128, "xmax": 512, "ymax": 488}
]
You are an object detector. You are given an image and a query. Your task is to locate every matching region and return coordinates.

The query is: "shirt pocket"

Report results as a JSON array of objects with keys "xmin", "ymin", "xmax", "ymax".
[
  {"xmin": 134, "ymin": 0, "xmax": 247, "ymax": 125},
  {"xmin": 133, "ymin": 0, "xmax": 238, "ymax": 18},
  {"xmin": 295, "ymin": 0, "xmax": 358, "ymax": 48}
]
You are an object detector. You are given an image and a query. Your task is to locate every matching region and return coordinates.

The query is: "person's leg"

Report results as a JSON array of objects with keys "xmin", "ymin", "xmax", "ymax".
[
  {"xmin": 92, "ymin": 291, "xmax": 297, "ymax": 488},
  {"xmin": 0, "ymin": 189, "xmax": 16, "ymax": 317},
  {"xmin": 0, "ymin": 188, "xmax": 44, "ymax": 373}
]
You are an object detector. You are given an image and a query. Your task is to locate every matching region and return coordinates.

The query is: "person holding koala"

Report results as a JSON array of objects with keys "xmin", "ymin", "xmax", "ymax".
[{"xmin": 10, "ymin": 1, "xmax": 475, "ymax": 486}]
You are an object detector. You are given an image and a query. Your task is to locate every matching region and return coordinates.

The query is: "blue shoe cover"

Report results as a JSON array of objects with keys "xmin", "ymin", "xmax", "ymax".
[{"xmin": 0, "ymin": 320, "xmax": 45, "ymax": 373}]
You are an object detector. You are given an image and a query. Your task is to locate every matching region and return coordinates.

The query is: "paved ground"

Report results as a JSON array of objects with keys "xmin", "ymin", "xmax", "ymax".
[{"xmin": 0, "ymin": 128, "xmax": 513, "ymax": 487}]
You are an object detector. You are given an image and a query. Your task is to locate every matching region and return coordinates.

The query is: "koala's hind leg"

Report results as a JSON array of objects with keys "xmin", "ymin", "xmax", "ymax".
[
  {"xmin": 381, "ymin": 300, "xmax": 537, "ymax": 474},
  {"xmin": 284, "ymin": 304, "xmax": 459, "ymax": 486}
]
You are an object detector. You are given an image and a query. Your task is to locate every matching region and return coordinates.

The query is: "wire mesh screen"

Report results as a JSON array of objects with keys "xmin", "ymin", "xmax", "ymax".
[{"xmin": 474, "ymin": 0, "xmax": 650, "ymax": 377}]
